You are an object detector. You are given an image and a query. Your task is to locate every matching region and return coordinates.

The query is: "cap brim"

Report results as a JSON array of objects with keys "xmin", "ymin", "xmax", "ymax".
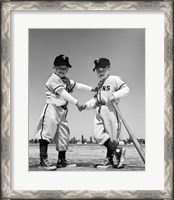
[{"xmin": 56, "ymin": 63, "xmax": 72, "ymax": 68}]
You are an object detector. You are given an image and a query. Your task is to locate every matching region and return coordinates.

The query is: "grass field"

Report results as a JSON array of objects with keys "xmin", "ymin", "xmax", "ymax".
[{"xmin": 29, "ymin": 143, "xmax": 145, "ymax": 171}]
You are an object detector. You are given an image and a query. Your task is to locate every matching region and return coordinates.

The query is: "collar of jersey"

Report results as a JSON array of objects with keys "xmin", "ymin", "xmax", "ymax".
[
  {"xmin": 98, "ymin": 75, "xmax": 110, "ymax": 88},
  {"xmin": 54, "ymin": 73, "xmax": 67, "ymax": 81}
]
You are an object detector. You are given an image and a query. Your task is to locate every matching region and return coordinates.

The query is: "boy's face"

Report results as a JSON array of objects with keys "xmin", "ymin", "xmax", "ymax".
[
  {"xmin": 54, "ymin": 65, "xmax": 69, "ymax": 77},
  {"xmin": 96, "ymin": 66, "xmax": 110, "ymax": 80}
]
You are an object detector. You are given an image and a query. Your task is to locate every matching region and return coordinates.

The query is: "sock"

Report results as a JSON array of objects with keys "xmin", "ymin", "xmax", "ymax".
[
  {"xmin": 58, "ymin": 151, "xmax": 66, "ymax": 159},
  {"xmin": 106, "ymin": 149, "xmax": 113, "ymax": 158},
  {"xmin": 39, "ymin": 139, "xmax": 49, "ymax": 160},
  {"xmin": 104, "ymin": 139, "xmax": 117, "ymax": 156}
]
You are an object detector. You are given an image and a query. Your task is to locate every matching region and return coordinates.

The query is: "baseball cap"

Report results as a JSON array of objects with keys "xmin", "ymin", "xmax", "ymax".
[
  {"xmin": 93, "ymin": 58, "xmax": 110, "ymax": 71},
  {"xmin": 53, "ymin": 54, "xmax": 72, "ymax": 68}
]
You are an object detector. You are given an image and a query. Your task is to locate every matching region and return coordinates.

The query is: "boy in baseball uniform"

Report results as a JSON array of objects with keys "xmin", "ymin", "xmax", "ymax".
[
  {"xmin": 84, "ymin": 58, "xmax": 130, "ymax": 168},
  {"xmin": 35, "ymin": 54, "xmax": 95, "ymax": 170}
]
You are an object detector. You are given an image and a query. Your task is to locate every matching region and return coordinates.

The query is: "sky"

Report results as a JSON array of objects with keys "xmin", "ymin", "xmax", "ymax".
[{"xmin": 29, "ymin": 29, "xmax": 145, "ymax": 141}]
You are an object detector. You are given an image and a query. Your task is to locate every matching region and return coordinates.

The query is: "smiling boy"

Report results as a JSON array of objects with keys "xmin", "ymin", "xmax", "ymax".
[{"xmin": 35, "ymin": 54, "xmax": 95, "ymax": 170}]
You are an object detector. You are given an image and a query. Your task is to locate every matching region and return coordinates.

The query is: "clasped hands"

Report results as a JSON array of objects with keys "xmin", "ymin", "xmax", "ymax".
[
  {"xmin": 75, "ymin": 87, "xmax": 97, "ymax": 111},
  {"xmin": 76, "ymin": 94, "xmax": 115, "ymax": 111},
  {"xmin": 76, "ymin": 102, "xmax": 87, "ymax": 112}
]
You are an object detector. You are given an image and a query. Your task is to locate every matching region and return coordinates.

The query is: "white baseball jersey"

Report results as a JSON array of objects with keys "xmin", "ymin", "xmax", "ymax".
[
  {"xmin": 85, "ymin": 75, "xmax": 129, "ymax": 145},
  {"xmin": 46, "ymin": 73, "xmax": 77, "ymax": 106},
  {"xmin": 35, "ymin": 73, "xmax": 92, "ymax": 151}
]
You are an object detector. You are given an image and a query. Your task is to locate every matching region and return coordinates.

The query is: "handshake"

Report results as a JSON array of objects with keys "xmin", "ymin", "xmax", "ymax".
[{"xmin": 76, "ymin": 102, "xmax": 87, "ymax": 111}]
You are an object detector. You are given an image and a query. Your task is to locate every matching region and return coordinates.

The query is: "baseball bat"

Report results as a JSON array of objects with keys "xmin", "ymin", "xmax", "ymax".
[{"xmin": 112, "ymin": 102, "xmax": 145, "ymax": 163}]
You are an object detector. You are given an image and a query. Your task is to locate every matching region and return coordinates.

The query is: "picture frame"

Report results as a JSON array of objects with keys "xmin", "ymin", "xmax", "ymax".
[{"xmin": 1, "ymin": 1, "xmax": 173, "ymax": 199}]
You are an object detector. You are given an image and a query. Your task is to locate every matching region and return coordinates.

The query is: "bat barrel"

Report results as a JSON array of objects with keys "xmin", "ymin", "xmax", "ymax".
[{"xmin": 113, "ymin": 102, "xmax": 145, "ymax": 164}]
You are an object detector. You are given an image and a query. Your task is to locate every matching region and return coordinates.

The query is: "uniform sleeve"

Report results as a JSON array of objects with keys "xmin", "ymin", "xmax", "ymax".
[
  {"xmin": 112, "ymin": 84, "xmax": 130, "ymax": 99},
  {"xmin": 112, "ymin": 77, "xmax": 130, "ymax": 99},
  {"xmin": 57, "ymin": 88, "xmax": 78, "ymax": 105},
  {"xmin": 85, "ymin": 98, "xmax": 97, "ymax": 109},
  {"xmin": 74, "ymin": 82, "xmax": 92, "ymax": 91},
  {"xmin": 48, "ymin": 75, "xmax": 65, "ymax": 94},
  {"xmin": 115, "ymin": 76, "xmax": 126, "ymax": 90}
]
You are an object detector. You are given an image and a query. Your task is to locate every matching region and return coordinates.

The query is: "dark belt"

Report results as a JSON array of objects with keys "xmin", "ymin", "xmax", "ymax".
[
  {"xmin": 96, "ymin": 101, "xmax": 106, "ymax": 107},
  {"xmin": 61, "ymin": 105, "xmax": 68, "ymax": 110}
]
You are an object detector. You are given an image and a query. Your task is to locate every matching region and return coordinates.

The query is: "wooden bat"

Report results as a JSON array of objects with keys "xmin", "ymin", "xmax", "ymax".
[{"xmin": 112, "ymin": 102, "xmax": 145, "ymax": 163}]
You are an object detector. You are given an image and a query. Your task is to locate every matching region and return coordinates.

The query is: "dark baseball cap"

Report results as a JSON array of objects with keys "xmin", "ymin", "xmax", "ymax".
[
  {"xmin": 93, "ymin": 58, "xmax": 110, "ymax": 71},
  {"xmin": 53, "ymin": 54, "xmax": 72, "ymax": 68}
]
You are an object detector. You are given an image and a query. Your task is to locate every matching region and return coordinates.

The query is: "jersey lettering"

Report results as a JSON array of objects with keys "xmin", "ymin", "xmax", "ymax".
[{"xmin": 102, "ymin": 85, "xmax": 110, "ymax": 91}]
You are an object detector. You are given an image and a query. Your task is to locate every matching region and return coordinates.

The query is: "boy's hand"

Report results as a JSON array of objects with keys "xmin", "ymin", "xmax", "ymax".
[
  {"xmin": 91, "ymin": 87, "xmax": 98, "ymax": 92},
  {"xmin": 108, "ymin": 94, "xmax": 115, "ymax": 102},
  {"xmin": 76, "ymin": 102, "xmax": 86, "ymax": 111},
  {"xmin": 80, "ymin": 104, "xmax": 87, "ymax": 111}
]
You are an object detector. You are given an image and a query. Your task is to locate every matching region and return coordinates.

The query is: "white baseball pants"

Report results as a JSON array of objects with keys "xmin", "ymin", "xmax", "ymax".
[
  {"xmin": 93, "ymin": 103, "xmax": 121, "ymax": 145},
  {"xmin": 35, "ymin": 104, "xmax": 70, "ymax": 151}
]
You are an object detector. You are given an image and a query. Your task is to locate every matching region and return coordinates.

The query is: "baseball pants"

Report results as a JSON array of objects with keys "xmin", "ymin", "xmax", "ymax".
[
  {"xmin": 35, "ymin": 104, "xmax": 70, "ymax": 151},
  {"xmin": 93, "ymin": 103, "xmax": 121, "ymax": 145}
]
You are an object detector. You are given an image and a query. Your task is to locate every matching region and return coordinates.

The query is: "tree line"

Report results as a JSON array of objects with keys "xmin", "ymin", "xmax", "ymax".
[{"xmin": 29, "ymin": 135, "xmax": 145, "ymax": 145}]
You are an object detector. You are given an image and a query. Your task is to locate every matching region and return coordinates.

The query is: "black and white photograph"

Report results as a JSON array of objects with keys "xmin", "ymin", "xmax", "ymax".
[
  {"xmin": 29, "ymin": 28, "xmax": 145, "ymax": 171},
  {"xmin": 1, "ymin": 1, "xmax": 172, "ymax": 198}
]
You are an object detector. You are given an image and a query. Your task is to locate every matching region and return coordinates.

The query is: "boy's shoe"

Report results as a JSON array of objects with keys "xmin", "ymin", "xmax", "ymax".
[
  {"xmin": 56, "ymin": 158, "xmax": 76, "ymax": 168},
  {"xmin": 96, "ymin": 157, "xmax": 113, "ymax": 169},
  {"xmin": 114, "ymin": 147, "xmax": 126, "ymax": 168},
  {"xmin": 38, "ymin": 158, "xmax": 57, "ymax": 171}
]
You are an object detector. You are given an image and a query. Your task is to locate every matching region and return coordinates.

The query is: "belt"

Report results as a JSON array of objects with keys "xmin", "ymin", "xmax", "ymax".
[
  {"xmin": 96, "ymin": 101, "xmax": 106, "ymax": 107},
  {"xmin": 61, "ymin": 105, "xmax": 68, "ymax": 110}
]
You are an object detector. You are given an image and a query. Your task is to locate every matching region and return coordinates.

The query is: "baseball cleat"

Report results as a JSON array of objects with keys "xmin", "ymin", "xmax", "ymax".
[
  {"xmin": 57, "ymin": 158, "xmax": 76, "ymax": 168},
  {"xmin": 114, "ymin": 147, "xmax": 126, "ymax": 168},
  {"xmin": 38, "ymin": 158, "xmax": 57, "ymax": 171},
  {"xmin": 96, "ymin": 157, "xmax": 113, "ymax": 169}
]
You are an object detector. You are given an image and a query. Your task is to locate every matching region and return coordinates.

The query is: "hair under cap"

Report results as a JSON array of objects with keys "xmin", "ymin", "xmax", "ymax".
[
  {"xmin": 53, "ymin": 54, "xmax": 72, "ymax": 68},
  {"xmin": 93, "ymin": 58, "xmax": 110, "ymax": 71}
]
